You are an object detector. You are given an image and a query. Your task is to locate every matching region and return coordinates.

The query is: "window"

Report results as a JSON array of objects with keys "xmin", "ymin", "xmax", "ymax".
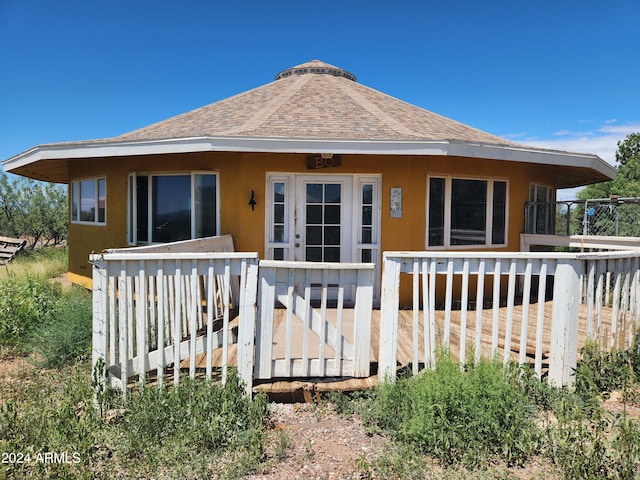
[
  {"xmin": 128, "ymin": 172, "xmax": 218, "ymax": 244},
  {"xmin": 427, "ymin": 176, "xmax": 507, "ymax": 248},
  {"xmin": 528, "ymin": 184, "xmax": 555, "ymax": 234},
  {"xmin": 270, "ymin": 179, "xmax": 288, "ymax": 260},
  {"xmin": 71, "ymin": 178, "xmax": 106, "ymax": 225}
]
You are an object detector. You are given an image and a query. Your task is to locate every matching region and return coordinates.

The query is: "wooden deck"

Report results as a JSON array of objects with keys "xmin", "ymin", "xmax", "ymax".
[{"xmin": 179, "ymin": 301, "xmax": 616, "ymax": 400}]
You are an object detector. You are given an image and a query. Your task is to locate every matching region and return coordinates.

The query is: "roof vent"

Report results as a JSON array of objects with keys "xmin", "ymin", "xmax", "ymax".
[{"xmin": 275, "ymin": 60, "xmax": 356, "ymax": 82}]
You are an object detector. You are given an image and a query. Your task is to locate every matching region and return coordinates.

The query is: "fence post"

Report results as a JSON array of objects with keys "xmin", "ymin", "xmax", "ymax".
[
  {"xmin": 91, "ymin": 256, "xmax": 108, "ymax": 397},
  {"xmin": 353, "ymin": 267, "xmax": 374, "ymax": 377},
  {"xmin": 237, "ymin": 259, "xmax": 259, "ymax": 397},
  {"xmin": 548, "ymin": 259, "xmax": 581, "ymax": 387},
  {"xmin": 378, "ymin": 254, "xmax": 401, "ymax": 382}
]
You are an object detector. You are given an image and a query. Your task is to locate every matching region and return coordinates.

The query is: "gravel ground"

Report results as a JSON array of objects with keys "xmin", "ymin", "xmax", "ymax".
[{"xmin": 245, "ymin": 402, "xmax": 387, "ymax": 480}]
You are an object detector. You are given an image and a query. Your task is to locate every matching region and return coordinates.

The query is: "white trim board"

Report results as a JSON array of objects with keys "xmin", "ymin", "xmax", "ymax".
[{"xmin": 3, "ymin": 136, "xmax": 616, "ymax": 183}]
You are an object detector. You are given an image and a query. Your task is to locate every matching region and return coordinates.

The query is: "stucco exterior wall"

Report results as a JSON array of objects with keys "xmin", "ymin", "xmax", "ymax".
[{"xmin": 67, "ymin": 151, "xmax": 561, "ymax": 287}]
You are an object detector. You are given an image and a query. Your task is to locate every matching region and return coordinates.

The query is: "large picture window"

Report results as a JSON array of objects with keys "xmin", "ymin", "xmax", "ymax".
[
  {"xmin": 128, "ymin": 172, "xmax": 218, "ymax": 244},
  {"xmin": 71, "ymin": 177, "xmax": 106, "ymax": 225},
  {"xmin": 427, "ymin": 176, "xmax": 507, "ymax": 248}
]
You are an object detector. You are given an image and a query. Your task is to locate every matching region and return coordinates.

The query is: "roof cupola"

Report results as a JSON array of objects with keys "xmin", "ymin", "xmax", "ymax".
[{"xmin": 275, "ymin": 60, "xmax": 356, "ymax": 82}]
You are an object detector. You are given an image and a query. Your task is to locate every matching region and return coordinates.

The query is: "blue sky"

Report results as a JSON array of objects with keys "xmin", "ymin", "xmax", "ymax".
[{"xmin": 1, "ymin": 1, "xmax": 639, "ymax": 197}]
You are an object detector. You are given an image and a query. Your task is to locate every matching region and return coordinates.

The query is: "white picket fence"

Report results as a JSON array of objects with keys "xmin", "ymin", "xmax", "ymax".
[
  {"xmin": 92, "ymin": 248, "xmax": 640, "ymax": 397},
  {"xmin": 378, "ymin": 251, "xmax": 640, "ymax": 386},
  {"xmin": 91, "ymin": 252, "xmax": 259, "ymax": 396},
  {"xmin": 91, "ymin": 254, "xmax": 375, "ymax": 397}
]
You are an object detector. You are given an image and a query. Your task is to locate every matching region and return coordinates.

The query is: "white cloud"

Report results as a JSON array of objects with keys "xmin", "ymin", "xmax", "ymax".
[
  {"xmin": 524, "ymin": 121, "xmax": 640, "ymax": 166},
  {"xmin": 522, "ymin": 121, "xmax": 640, "ymax": 201}
]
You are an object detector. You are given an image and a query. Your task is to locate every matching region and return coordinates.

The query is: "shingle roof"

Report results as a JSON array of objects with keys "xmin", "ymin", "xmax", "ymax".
[
  {"xmin": 2, "ymin": 60, "xmax": 617, "ymax": 187},
  {"xmin": 115, "ymin": 60, "xmax": 515, "ymax": 146}
]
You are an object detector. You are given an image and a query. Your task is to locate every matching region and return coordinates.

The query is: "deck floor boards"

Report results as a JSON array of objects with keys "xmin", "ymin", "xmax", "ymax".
[{"xmin": 178, "ymin": 301, "xmax": 625, "ymax": 396}]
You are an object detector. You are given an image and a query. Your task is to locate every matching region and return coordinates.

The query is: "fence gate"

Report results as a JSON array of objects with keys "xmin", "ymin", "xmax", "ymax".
[{"xmin": 255, "ymin": 260, "xmax": 374, "ymax": 380}]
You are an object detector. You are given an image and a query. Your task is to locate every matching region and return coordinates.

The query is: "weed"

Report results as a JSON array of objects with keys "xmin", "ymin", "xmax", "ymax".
[
  {"xmin": 365, "ymin": 355, "xmax": 541, "ymax": 468},
  {"xmin": 574, "ymin": 340, "xmax": 633, "ymax": 403},
  {"xmin": 0, "ymin": 273, "xmax": 60, "ymax": 352},
  {"xmin": 323, "ymin": 389, "xmax": 373, "ymax": 416},
  {"xmin": 32, "ymin": 286, "xmax": 93, "ymax": 367},
  {"xmin": 304, "ymin": 439, "xmax": 315, "ymax": 461},
  {"xmin": 1, "ymin": 246, "xmax": 67, "ymax": 281}
]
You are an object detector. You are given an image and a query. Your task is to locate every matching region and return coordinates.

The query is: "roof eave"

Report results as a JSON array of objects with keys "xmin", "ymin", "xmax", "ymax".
[{"xmin": 3, "ymin": 136, "xmax": 616, "ymax": 185}]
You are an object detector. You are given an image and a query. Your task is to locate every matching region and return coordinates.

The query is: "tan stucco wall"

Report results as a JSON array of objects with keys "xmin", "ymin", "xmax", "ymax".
[{"xmin": 67, "ymin": 151, "xmax": 563, "ymax": 291}]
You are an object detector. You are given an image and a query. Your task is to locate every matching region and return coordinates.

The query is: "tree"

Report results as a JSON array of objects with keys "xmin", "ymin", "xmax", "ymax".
[
  {"xmin": 0, "ymin": 171, "xmax": 68, "ymax": 248},
  {"xmin": 579, "ymin": 132, "xmax": 640, "ymax": 200},
  {"xmin": 576, "ymin": 133, "xmax": 640, "ymax": 236}
]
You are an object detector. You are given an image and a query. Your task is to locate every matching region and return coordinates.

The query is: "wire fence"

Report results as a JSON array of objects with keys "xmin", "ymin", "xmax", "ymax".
[{"xmin": 525, "ymin": 197, "xmax": 640, "ymax": 237}]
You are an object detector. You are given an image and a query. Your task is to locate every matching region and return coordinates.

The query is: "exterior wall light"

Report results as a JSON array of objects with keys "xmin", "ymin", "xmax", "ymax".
[{"xmin": 249, "ymin": 190, "xmax": 257, "ymax": 211}]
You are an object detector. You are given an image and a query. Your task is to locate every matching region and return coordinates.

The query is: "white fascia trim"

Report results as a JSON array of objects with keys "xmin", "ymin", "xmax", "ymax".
[{"xmin": 2, "ymin": 136, "xmax": 617, "ymax": 180}]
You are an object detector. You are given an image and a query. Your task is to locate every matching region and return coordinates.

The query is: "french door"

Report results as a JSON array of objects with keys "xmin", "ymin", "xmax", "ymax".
[
  {"xmin": 294, "ymin": 176, "xmax": 352, "ymax": 263},
  {"xmin": 266, "ymin": 173, "xmax": 381, "ymax": 300}
]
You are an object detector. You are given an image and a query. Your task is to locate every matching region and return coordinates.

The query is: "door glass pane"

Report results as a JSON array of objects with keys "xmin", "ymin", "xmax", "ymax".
[
  {"xmin": 306, "ymin": 226, "xmax": 322, "ymax": 245},
  {"xmin": 324, "ymin": 184, "xmax": 341, "ymax": 203},
  {"xmin": 428, "ymin": 178, "xmax": 445, "ymax": 246},
  {"xmin": 451, "ymin": 179, "xmax": 486, "ymax": 245},
  {"xmin": 362, "ymin": 184, "xmax": 372, "ymax": 205},
  {"xmin": 305, "ymin": 182, "xmax": 341, "ymax": 262},
  {"xmin": 362, "ymin": 205, "xmax": 372, "ymax": 226},
  {"xmin": 492, "ymin": 181, "xmax": 507, "ymax": 244},
  {"xmin": 362, "ymin": 227, "xmax": 372, "ymax": 243},
  {"xmin": 535, "ymin": 186, "xmax": 549, "ymax": 234},
  {"xmin": 306, "ymin": 247, "xmax": 322, "ymax": 262},
  {"xmin": 307, "ymin": 205, "xmax": 322, "ymax": 224},
  {"xmin": 194, "ymin": 174, "xmax": 216, "ymax": 238},
  {"xmin": 273, "ymin": 225, "xmax": 285, "ymax": 242},
  {"xmin": 324, "ymin": 205, "xmax": 340, "ymax": 224},
  {"xmin": 274, "ymin": 182, "xmax": 285, "ymax": 202},
  {"xmin": 272, "ymin": 181, "xmax": 287, "ymax": 248},
  {"xmin": 324, "ymin": 225, "xmax": 340, "ymax": 245},
  {"xmin": 152, "ymin": 175, "xmax": 191, "ymax": 243},
  {"xmin": 324, "ymin": 247, "xmax": 340, "ymax": 262},
  {"xmin": 274, "ymin": 204, "xmax": 284, "ymax": 224},
  {"xmin": 306, "ymin": 184, "xmax": 323, "ymax": 203}
]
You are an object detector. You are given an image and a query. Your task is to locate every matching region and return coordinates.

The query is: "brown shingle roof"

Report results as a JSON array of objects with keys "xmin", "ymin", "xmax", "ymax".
[
  {"xmin": 115, "ymin": 60, "xmax": 515, "ymax": 146},
  {"xmin": 3, "ymin": 60, "xmax": 617, "ymax": 187}
]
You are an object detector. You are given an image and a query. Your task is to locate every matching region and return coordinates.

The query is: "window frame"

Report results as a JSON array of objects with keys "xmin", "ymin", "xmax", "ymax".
[
  {"xmin": 425, "ymin": 175, "xmax": 509, "ymax": 249},
  {"xmin": 70, "ymin": 177, "xmax": 107, "ymax": 226},
  {"xmin": 127, "ymin": 171, "xmax": 220, "ymax": 245}
]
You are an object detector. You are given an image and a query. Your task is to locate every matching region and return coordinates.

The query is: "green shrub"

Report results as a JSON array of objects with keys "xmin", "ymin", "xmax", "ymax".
[
  {"xmin": 32, "ymin": 286, "xmax": 93, "ymax": 367},
  {"xmin": 365, "ymin": 356, "xmax": 541, "ymax": 467},
  {"xmin": 0, "ymin": 274, "xmax": 60, "ymax": 351}
]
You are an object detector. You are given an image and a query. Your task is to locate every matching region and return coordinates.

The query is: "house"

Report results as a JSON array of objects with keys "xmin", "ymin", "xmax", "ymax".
[
  {"xmin": 2, "ymin": 60, "xmax": 616, "ymax": 299},
  {"xmin": 6, "ymin": 60, "xmax": 634, "ymax": 394}
]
